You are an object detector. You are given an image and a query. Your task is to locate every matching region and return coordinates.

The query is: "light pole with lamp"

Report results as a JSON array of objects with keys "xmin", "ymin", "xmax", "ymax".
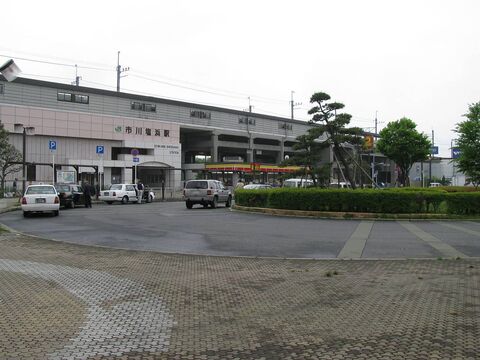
[{"xmin": 14, "ymin": 124, "xmax": 35, "ymax": 193}]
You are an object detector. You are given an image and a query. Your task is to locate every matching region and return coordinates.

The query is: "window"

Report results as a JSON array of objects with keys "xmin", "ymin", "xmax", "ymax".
[
  {"xmin": 57, "ymin": 92, "xmax": 89, "ymax": 104},
  {"xmin": 74, "ymin": 94, "xmax": 89, "ymax": 104},
  {"xmin": 190, "ymin": 110, "xmax": 211, "ymax": 119},
  {"xmin": 279, "ymin": 123, "xmax": 293, "ymax": 130},
  {"xmin": 27, "ymin": 165, "xmax": 36, "ymax": 181},
  {"xmin": 144, "ymin": 104, "xmax": 156, "ymax": 112},
  {"xmin": 164, "ymin": 130, "xmax": 170, "ymax": 137},
  {"xmin": 239, "ymin": 117, "xmax": 256, "ymax": 125},
  {"xmin": 0, "ymin": 83, "xmax": 4, "ymax": 95},
  {"xmin": 131, "ymin": 102, "xmax": 156, "ymax": 112}
]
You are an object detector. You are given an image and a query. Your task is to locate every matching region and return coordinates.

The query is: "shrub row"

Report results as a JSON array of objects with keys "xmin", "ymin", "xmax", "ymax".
[{"xmin": 235, "ymin": 188, "xmax": 480, "ymax": 215}]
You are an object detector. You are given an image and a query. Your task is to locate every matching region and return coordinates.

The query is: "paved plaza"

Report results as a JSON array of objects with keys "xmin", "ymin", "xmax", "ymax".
[{"xmin": 0, "ymin": 228, "xmax": 479, "ymax": 359}]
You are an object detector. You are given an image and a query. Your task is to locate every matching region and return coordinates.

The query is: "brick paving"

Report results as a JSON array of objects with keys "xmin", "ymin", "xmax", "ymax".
[{"xmin": 0, "ymin": 231, "xmax": 479, "ymax": 359}]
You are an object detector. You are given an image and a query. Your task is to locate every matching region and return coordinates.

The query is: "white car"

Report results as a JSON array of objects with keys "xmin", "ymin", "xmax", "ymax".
[
  {"xmin": 99, "ymin": 184, "xmax": 140, "ymax": 204},
  {"xmin": 243, "ymin": 184, "xmax": 273, "ymax": 190},
  {"xmin": 21, "ymin": 184, "xmax": 60, "ymax": 217}
]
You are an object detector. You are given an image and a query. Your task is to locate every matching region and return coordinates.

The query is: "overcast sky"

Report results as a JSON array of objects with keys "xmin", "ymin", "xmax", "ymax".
[{"xmin": 2, "ymin": 0, "xmax": 479, "ymax": 157}]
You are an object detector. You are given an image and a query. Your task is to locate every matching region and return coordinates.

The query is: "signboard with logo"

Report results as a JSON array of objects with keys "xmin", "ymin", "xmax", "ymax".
[
  {"xmin": 364, "ymin": 135, "xmax": 374, "ymax": 150},
  {"xmin": 57, "ymin": 170, "xmax": 76, "ymax": 184},
  {"xmin": 451, "ymin": 147, "xmax": 461, "ymax": 159}
]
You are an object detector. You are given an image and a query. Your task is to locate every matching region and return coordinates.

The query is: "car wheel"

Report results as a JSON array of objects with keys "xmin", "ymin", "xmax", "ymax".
[
  {"xmin": 106, "ymin": 201, "xmax": 113, "ymax": 205},
  {"xmin": 121, "ymin": 196, "xmax": 129, "ymax": 204},
  {"xmin": 23, "ymin": 211, "xmax": 30, "ymax": 218},
  {"xmin": 203, "ymin": 203, "xmax": 208, "ymax": 208},
  {"xmin": 211, "ymin": 197, "xmax": 218, "ymax": 208},
  {"xmin": 225, "ymin": 196, "xmax": 232, "ymax": 208},
  {"xmin": 53, "ymin": 210, "xmax": 59, "ymax": 217},
  {"xmin": 186, "ymin": 201, "xmax": 193, "ymax": 209}
]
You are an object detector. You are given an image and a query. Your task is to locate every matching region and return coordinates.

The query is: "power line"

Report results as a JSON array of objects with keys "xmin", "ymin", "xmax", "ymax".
[{"xmin": 0, "ymin": 53, "xmax": 114, "ymax": 72}]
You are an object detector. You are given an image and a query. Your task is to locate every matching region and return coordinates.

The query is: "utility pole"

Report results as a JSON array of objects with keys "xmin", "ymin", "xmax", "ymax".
[
  {"xmin": 371, "ymin": 111, "xmax": 378, "ymax": 188},
  {"xmin": 71, "ymin": 64, "xmax": 81, "ymax": 86},
  {"xmin": 290, "ymin": 91, "xmax": 302, "ymax": 120},
  {"xmin": 116, "ymin": 51, "xmax": 130, "ymax": 92},
  {"xmin": 248, "ymin": 96, "xmax": 253, "ymax": 112},
  {"xmin": 429, "ymin": 130, "xmax": 434, "ymax": 186}
]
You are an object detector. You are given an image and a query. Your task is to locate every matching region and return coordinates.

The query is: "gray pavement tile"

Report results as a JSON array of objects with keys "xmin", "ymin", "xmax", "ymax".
[{"xmin": 0, "ymin": 232, "xmax": 479, "ymax": 359}]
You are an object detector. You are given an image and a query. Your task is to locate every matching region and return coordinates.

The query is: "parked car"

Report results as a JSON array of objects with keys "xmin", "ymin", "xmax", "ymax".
[
  {"xmin": 21, "ymin": 184, "xmax": 60, "ymax": 217},
  {"xmin": 243, "ymin": 184, "xmax": 273, "ymax": 190},
  {"xmin": 184, "ymin": 180, "xmax": 232, "ymax": 209},
  {"xmin": 283, "ymin": 178, "xmax": 314, "ymax": 188},
  {"xmin": 329, "ymin": 182, "xmax": 351, "ymax": 189},
  {"xmin": 55, "ymin": 183, "xmax": 85, "ymax": 208},
  {"xmin": 99, "ymin": 184, "xmax": 139, "ymax": 204}
]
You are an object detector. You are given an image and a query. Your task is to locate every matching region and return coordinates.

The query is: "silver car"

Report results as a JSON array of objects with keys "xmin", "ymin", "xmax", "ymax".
[{"xmin": 184, "ymin": 180, "xmax": 232, "ymax": 209}]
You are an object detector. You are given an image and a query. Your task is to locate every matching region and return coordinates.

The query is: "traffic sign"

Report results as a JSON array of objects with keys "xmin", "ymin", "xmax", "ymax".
[
  {"xmin": 49, "ymin": 140, "xmax": 57, "ymax": 152},
  {"xmin": 451, "ymin": 147, "xmax": 461, "ymax": 159},
  {"xmin": 133, "ymin": 157, "xmax": 139, "ymax": 163},
  {"xmin": 430, "ymin": 146, "xmax": 439, "ymax": 155},
  {"xmin": 96, "ymin": 145, "xmax": 104, "ymax": 154},
  {"xmin": 131, "ymin": 148, "xmax": 139, "ymax": 156}
]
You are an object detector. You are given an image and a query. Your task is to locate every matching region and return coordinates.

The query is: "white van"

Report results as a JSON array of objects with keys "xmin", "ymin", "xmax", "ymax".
[{"xmin": 283, "ymin": 178, "xmax": 314, "ymax": 188}]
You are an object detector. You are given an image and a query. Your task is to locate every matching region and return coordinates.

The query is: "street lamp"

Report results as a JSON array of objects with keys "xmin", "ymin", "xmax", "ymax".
[{"xmin": 14, "ymin": 124, "xmax": 35, "ymax": 193}]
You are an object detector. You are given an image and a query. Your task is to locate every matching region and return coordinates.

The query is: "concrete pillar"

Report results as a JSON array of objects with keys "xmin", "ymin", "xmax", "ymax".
[
  {"xmin": 277, "ymin": 139, "xmax": 285, "ymax": 164},
  {"xmin": 122, "ymin": 167, "xmax": 133, "ymax": 184},
  {"xmin": 211, "ymin": 132, "xmax": 219, "ymax": 162}
]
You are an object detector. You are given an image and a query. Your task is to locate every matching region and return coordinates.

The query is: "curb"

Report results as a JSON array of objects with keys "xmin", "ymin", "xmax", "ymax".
[{"xmin": 232, "ymin": 205, "xmax": 480, "ymax": 221}]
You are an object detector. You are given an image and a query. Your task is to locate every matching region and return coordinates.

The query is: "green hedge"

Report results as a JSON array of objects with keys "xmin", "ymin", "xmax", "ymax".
[
  {"xmin": 445, "ymin": 193, "xmax": 480, "ymax": 215},
  {"xmin": 235, "ymin": 188, "xmax": 480, "ymax": 215}
]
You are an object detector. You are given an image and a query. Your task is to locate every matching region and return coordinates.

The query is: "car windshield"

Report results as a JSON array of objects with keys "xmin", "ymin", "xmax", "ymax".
[
  {"xmin": 109, "ymin": 184, "xmax": 123, "ymax": 190},
  {"xmin": 55, "ymin": 185, "xmax": 70, "ymax": 192},
  {"xmin": 185, "ymin": 181, "xmax": 208, "ymax": 189},
  {"xmin": 26, "ymin": 186, "xmax": 56, "ymax": 195}
]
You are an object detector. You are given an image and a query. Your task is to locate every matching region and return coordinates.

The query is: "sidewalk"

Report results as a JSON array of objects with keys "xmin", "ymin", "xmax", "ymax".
[{"xmin": 0, "ymin": 231, "xmax": 478, "ymax": 359}]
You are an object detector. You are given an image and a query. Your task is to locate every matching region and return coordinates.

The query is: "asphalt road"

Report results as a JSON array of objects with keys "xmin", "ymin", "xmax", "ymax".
[{"xmin": 1, "ymin": 201, "xmax": 480, "ymax": 259}]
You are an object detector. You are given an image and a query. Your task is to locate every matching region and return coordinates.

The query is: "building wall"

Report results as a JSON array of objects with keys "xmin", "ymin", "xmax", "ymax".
[
  {"xmin": 0, "ymin": 78, "xmax": 311, "ymax": 140},
  {"xmin": 0, "ymin": 103, "xmax": 181, "ymax": 189}
]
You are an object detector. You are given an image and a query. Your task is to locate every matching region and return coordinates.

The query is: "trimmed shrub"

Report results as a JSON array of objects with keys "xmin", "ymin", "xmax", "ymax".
[
  {"xmin": 236, "ymin": 188, "xmax": 480, "ymax": 216},
  {"xmin": 234, "ymin": 189, "xmax": 270, "ymax": 207},
  {"xmin": 445, "ymin": 193, "xmax": 480, "ymax": 215}
]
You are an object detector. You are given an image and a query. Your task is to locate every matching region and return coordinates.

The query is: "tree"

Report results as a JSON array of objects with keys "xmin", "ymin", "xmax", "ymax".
[
  {"xmin": 283, "ymin": 129, "xmax": 331, "ymax": 187},
  {"xmin": 376, "ymin": 118, "xmax": 431, "ymax": 187},
  {"xmin": 0, "ymin": 122, "xmax": 22, "ymax": 195},
  {"xmin": 308, "ymin": 92, "xmax": 364, "ymax": 189},
  {"xmin": 454, "ymin": 102, "xmax": 480, "ymax": 188}
]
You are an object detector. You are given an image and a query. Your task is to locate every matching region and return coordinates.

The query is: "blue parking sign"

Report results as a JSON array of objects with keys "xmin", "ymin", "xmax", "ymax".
[
  {"xmin": 452, "ymin": 147, "xmax": 461, "ymax": 159},
  {"xmin": 96, "ymin": 145, "xmax": 104, "ymax": 154},
  {"xmin": 49, "ymin": 140, "xmax": 57, "ymax": 151}
]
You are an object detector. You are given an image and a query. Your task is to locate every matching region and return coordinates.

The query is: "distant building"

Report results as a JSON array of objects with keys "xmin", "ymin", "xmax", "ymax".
[{"xmin": 409, "ymin": 157, "xmax": 466, "ymax": 186}]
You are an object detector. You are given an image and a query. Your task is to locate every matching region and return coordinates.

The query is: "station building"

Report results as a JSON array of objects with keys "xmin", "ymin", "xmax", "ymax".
[{"xmin": 0, "ymin": 76, "xmax": 320, "ymax": 194}]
